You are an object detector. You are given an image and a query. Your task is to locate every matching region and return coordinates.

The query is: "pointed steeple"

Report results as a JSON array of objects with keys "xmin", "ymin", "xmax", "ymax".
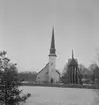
[
  {"xmin": 49, "ymin": 27, "xmax": 56, "ymax": 56},
  {"xmin": 51, "ymin": 27, "xmax": 55, "ymax": 49},
  {"xmin": 72, "ymin": 49, "xmax": 74, "ymax": 59}
]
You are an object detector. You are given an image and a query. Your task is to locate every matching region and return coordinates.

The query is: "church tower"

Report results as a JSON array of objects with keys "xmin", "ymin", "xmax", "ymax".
[{"xmin": 48, "ymin": 27, "xmax": 57, "ymax": 83}]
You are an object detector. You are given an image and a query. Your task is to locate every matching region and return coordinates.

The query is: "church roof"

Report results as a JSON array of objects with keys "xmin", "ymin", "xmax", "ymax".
[
  {"xmin": 37, "ymin": 63, "xmax": 60, "ymax": 75},
  {"xmin": 37, "ymin": 63, "xmax": 49, "ymax": 75}
]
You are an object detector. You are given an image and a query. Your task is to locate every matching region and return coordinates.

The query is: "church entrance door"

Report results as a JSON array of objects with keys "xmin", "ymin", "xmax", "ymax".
[{"xmin": 51, "ymin": 78, "xmax": 53, "ymax": 84}]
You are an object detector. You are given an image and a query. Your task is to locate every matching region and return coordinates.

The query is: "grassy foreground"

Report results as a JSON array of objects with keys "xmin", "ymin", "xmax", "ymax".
[{"xmin": 21, "ymin": 83, "xmax": 99, "ymax": 89}]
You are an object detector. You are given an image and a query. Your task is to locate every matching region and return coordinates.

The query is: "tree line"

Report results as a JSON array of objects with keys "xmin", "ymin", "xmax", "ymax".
[
  {"xmin": 61, "ymin": 63, "xmax": 99, "ymax": 84},
  {"xmin": 18, "ymin": 71, "xmax": 37, "ymax": 83}
]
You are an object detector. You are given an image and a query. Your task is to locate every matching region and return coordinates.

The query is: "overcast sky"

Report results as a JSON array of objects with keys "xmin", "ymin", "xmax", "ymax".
[{"xmin": 0, "ymin": 0, "xmax": 99, "ymax": 72}]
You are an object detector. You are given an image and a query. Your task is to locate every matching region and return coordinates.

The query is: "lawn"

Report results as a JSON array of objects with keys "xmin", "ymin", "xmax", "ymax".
[{"xmin": 20, "ymin": 86, "xmax": 99, "ymax": 105}]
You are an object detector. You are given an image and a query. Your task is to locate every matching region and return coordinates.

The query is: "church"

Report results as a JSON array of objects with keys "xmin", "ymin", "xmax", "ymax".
[
  {"xmin": 36, "ymin": 28, "xmax": 60, "ymax": 83},
  {"xmin": 36, "ymin": 28, "xmax": 81, "ymax": 84}
]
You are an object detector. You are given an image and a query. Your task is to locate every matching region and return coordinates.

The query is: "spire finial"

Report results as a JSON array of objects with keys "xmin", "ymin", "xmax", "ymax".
[{"xmin": 72, "ymin": 49, "xmax": 74, "ymax": 59}]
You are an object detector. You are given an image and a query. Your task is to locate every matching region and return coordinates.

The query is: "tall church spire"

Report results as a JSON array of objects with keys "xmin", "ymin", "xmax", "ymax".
[
  {"xmin": 49, "ymin": 27, "xmax": 56, "ymax": 56},
  {"xmin": 51, "ymin": 27, "xmax": 55, "ymax": 49}
]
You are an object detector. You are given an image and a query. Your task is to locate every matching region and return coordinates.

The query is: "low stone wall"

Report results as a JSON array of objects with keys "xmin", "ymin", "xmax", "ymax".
[{"xmin": 22, "ymin": 83, "xmax": 99, "ymax": 89}]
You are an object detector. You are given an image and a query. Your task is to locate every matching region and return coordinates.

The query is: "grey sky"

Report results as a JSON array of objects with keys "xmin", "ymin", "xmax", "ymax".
[{"xmin": 0, "ymin": 0, "xmax": 99, "ymax": 72}]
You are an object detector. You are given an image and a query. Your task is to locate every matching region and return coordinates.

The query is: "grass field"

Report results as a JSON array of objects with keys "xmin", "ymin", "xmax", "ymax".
[{"xmin": 21, "ymin": 86, "xmax": 99, "ymax": 105}]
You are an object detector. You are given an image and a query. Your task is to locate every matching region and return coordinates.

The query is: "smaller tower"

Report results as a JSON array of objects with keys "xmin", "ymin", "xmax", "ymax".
[
  {"xmin": 49, "ymin": 27, "xmax": 57, "ymax": 83},
  {"xmin": 67, "ymin": 50, "xmax": 82, "ymax": 84}
]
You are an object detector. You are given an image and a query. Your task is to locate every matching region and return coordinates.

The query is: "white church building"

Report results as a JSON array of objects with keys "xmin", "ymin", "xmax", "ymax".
[{"xmin": 36, "ymin": 28, "xmax": 60, "ymax": 83}]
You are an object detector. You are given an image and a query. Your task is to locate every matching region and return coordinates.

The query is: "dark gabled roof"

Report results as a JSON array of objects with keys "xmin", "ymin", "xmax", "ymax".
[
  {"xmin": 37, "ymin": 63, "xmax": 60, "ymax": 76},
  {"xmin": 68, "ymin": 58, "xmax": 78, "ymax": 66},
  {"xmin": 68, "ymin": 50, "xmax": 78, "ymax": 66},
  {"xmin": 37, "ymin": 63, "xmax": 49, "ymax": 75}
]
